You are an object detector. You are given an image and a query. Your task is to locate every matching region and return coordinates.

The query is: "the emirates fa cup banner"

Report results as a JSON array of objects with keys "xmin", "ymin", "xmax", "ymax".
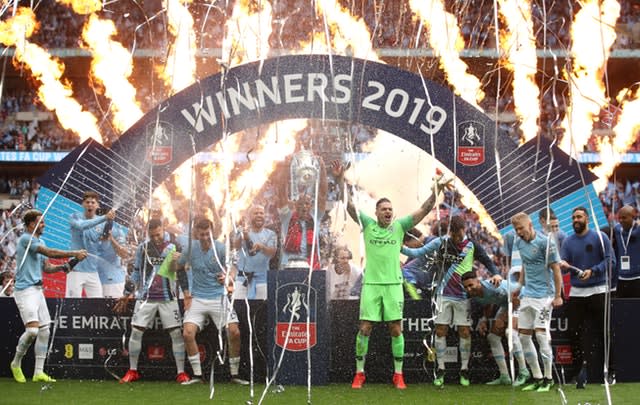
[
  {"xmin": 268, "ymin": 270, "xmax": 329, "ymax": 385},
  {"xmin": 275, "ymin": 282, "xmax": 318, "ymax": 351}
]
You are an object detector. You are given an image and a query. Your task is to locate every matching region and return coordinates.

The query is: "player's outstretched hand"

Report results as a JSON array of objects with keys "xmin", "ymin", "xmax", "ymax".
[
  {"xmin": 113, "ymin": 295, "xmax": 132, "ymax": 314},
  {"xmin": 435, "ymin": 173, "xmax": 454, "ymax": 192},
  {"xmin": 329, "ymin": 160, "xmax": 348, "ymax": 179}
]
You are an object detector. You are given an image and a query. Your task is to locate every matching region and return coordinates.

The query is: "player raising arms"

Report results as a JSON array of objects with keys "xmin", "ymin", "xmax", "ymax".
[{"xmin": 334, "ymin": 161, "xmax": 449, "ymax": 389}]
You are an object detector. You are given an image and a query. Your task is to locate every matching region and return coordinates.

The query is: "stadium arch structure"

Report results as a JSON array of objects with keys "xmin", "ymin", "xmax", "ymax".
[{"xmin": 36, "ymin": 54, "xmax": 603, "ymax": 249}]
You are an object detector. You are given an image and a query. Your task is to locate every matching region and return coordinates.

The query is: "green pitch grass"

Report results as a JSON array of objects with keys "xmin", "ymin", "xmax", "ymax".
[{"xmin": 1, "ymin": 378, "xmax": 638, "ymax": 404}]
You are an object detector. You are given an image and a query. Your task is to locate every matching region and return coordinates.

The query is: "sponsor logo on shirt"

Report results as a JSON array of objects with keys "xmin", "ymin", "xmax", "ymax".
[{"xmin": 369, "ymin": 239, "xmax": 397, "ymax": 246}]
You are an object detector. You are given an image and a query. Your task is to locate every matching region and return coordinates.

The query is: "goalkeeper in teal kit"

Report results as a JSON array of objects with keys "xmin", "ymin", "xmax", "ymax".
[{"xmin": 333, "ymin": 161, "xmax": 449, "ymax": 389}]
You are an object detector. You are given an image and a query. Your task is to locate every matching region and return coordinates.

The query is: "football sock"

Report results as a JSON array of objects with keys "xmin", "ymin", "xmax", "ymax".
[
  {"xmin": 460, "ymin": 336, "xmax": 471, "ymax": 370},
  {"xmin": 128, "ymin": 328, "xmax": 143, "ymax": 370},
  {"xmin": 488, "ymin": 333, "xmax": 508, "ymax": 376},
  {"xmin": 535, "ymin": 330, "xmax": 553, "ymax": 380},
  {"xmin": 511, "ymin": 331, "xmax": 528, "ymax": 371},
  {"xmin": 230, "ymin": 357, "xmax": 240, "ymax": 376},
  {"xmin": 435, "ymin": 335, "xmax": 447, "ymax": 370},
  {"xmin": 355, "ymin": 332, "xmax": 369, "ymax": 373},
  {"xmin": 34, "ymin": 326, "xmax": 50, "ymax": 375},
  {"xmin": 391, "ymin": 334, "xmax": 405, "ymax": 374},
  {"xmin": 169, "ymin": 328, "xmax": 186, "ymax": 374},
  {"xmin": 12, "ymin": 327, "xmax": 38, "ymax": 368},
  {"xmin": 188, "ymin": 354, "xmax": 202, "ymax": 376},
  {"xmin": 520, "ymin": 333, "xmax": 542, "ymax": 379}
]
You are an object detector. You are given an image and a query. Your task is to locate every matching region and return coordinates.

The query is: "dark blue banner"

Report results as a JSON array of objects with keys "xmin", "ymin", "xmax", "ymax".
[{"xmin": 37, "ymin": 54, "xmax": 599, "ymax": 247}]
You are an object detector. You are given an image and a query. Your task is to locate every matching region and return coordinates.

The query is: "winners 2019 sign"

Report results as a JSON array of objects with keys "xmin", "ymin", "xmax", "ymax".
[{"xmin": 36, "ymin": 54, "xmax": 601, "ymax": 248}]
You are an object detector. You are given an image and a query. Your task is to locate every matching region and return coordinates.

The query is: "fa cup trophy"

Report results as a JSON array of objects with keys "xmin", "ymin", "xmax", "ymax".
[{"xmin": 289, "ymin": 150, "xmax": 320, "ymax": 201}]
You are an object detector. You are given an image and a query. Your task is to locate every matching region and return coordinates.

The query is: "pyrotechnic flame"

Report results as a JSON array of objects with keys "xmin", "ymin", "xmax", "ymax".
[
  {"xmin": 559, "ymin": 0, "xmax": 620, "ymax": 155},
  {"xmin": 202, "ymin": 0, "xmax": 381, "ymax": 220},
  {"xmin": 0, "ymin": 7, "xmax": 101, "ymax": 143},
  {"xmin": 201, "ymin": 160, "xmax": 225, "ymax": 209},
  {"xmin": 408, "ymin": 0, "xmax": 484, "ymax": 108},
  {"xmin": 498, "ymin": 0, "xmax": 540, "ymax": 143},
  {"xmin": 161, "ymin": 0, "xmax": 196, "ymax": 92},
  {"xmin": 213, "ymin": 138, "xmax": 240, "ymax": 237},
  {"xmin": 458, "ymin": 187, "xmax": 499, "ymax": 237},
  {"xmin": 0, "ymin": 6, "xmax": 37, "ymax": 38},
  {"xmin": 205, "ymin": 0, "xmax": 276, "ymax": 217},
  {"xmin": 299, "ymin": 31, "xmax": 328, "ymax": 54},
  {"xmin": 214, "ymin": 0, "xmax": 301, "ymax": 219},
  {"xmin": 296, "ymin": 0, "xmax": 383, "ymax": 231},
  {"xmin": 592, "ymin": 88, "xmax": 640, "ymax": 191},
  {"xmin": 156, "ymin": 0, "xmax": 198, "ymax": 222},
  {"xmin": 157, "ymin": 0, "xmax": 277, "ymax": 231},
  {"xmin": 172, "ymin": 158, "xmax": 193, "ymax": 200},
  {"xmin": 196, "ymin": 139, "xmax": 242, "ymax": 234},
  {"xmin": 151, "ymin": 184, "xmax": 178, "ymax": 225},
  {"xmin": 57, "ymin": 0, "xmax": 101, "ymax": 15},
  {"xmin": 222, "ymin": 0, "xmax": 272, "ymax": 65},
  {"xmin": 82, "ymin": 14, "xmax": 143, "ymax": 132},
  {"xmin": 312, "ymin": 0, "xmax": 377, "ymax": 59},
  {"xmin": 229, "ymin": 121, "xmax": 301, "ymax": 215}
]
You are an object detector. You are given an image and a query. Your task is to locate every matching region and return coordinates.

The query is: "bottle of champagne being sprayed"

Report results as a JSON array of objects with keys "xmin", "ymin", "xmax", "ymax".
[
  {"xmin": 245, "ymin": 237, "xmax": 256, "ymax": 256},
  {"xmin": 239, "ymin": 226, "xmax": 256, "ymax": 256},
  {"xmin": 101, "ymin": 219, "xmax": 113, "ymax": 240},
  {"xmin": 64, "ymin": 257, "xmax": 81, "ymax": 273}
]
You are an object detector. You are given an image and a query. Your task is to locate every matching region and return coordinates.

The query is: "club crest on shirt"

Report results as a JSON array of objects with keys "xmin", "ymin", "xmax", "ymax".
[{"xmin": 457, "ymin": 121, "xmax": 485, "ymax": 166}]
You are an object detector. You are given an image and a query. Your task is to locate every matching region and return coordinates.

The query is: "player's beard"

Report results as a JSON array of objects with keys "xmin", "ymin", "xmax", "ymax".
[
  {"xmin": 200, "ymin": 238, "xmax": 211, "ymax": 251},
  {"xmin": 335, "ymin": 262, "xmax": 349, "ymax": 275},
  {"xmin": 572, "ymin": 221, "xmax": 586, "ymax": 234}
]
